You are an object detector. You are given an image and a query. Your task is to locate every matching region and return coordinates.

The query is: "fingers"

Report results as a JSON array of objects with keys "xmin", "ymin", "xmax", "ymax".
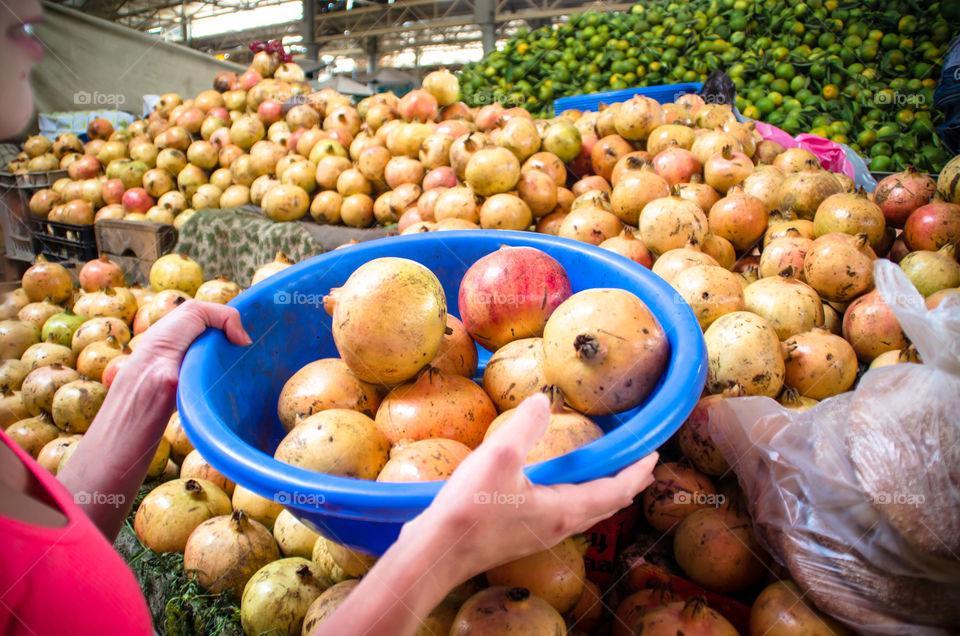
[
  {"xmin": 483, "ymin": 393, "xmax": 551, "ymax": 457},
  {"xmin": 183, "ymin": 300, "xmax": 253, "ymax": 346},
  {"xmin": 548, "ymin": 451, "xmax": 659, "ymax": 524}
]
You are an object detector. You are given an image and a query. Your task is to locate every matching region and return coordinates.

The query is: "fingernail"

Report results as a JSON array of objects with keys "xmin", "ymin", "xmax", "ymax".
[{"xmin": 242, "ymin": 332, "xmax": 253, "ymax": 346}]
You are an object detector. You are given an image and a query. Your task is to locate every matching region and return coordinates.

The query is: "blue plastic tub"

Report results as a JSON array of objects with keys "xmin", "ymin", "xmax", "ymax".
[
  {"xmin": 553, "ymin": 82, "xmax": 703, "ymax": 114},
  {"xmin": 177, "ymin": 231, "xmax": 706, "ymax": 556}
]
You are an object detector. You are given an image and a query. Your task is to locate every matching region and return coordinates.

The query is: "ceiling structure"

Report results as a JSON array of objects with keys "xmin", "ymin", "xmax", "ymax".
[{"xmin": 53, "ymin": 0, "xmax": 629, "ymax": 72}]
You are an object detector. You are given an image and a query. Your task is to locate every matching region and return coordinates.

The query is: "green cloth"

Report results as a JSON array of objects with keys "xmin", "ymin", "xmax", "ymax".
[{"xmin": 172, "ymin": 207, "xmax": 325, "ymax": 288}]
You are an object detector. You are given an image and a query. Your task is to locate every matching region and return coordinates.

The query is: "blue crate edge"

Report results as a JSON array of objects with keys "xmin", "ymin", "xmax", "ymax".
[{"xmin": 554, "ymin": 82, "xmax": 703, "ymax": 113}]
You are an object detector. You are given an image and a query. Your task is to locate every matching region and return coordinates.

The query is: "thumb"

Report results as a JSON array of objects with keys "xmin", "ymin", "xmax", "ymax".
[{"xmin": 484, "ymin": 392, "xmax": 551, "ymax": 458}]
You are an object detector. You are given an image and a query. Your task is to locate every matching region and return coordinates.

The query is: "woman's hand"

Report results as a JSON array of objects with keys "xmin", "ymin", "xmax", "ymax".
[
  {"xmin": 312, "ymin": 393, "xmax": 658, "ymax": 636},
  {"xmin": 58, "ymin": 299, "xmax": 251, "ymax": 540},
  {"xmin": 133, "ymin": 299, "xmax": 252, "ymax": 366},
  {"xmin": 407, "ymin": 392, "xmax": 659, "ymax": 579}
]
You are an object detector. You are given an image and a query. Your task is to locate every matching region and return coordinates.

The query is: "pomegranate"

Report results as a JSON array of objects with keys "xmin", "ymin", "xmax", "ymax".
[
  {"xmin": 315, "ymin": 155, "xmax": 352, "ymax": 191},
  {"xmin": 420, "ymin": 314, "xmax": 476, "ymax": 379},
  {"xmin": 640, "ymin": 194, "xmax": 708, "ymax": 255},
  {"xmin": 803, "ymin": 233, "xmax": 875, "ymax": 302},
  {"xmin": 572, "ymin": 174, "xmax": 612, "ymax": 196},
  {"xmin": 149, "ymin": 253, "xmax": 203, "ymax": 296},
  {"xmin": 100, "ymin": 352, "xmax": 130, "ymax": 388},
  {"xmin": 612, "ymin": 585, "xmax": 677, "ymax": 636},
  {"xmin": 642, "ymin": 459, "xmax": 718, "ymax": 534},
  {"xmin": 464, "ymin": 147, "xmax": 520, "ymax": 196},
  {"xmin": 868, "ymin": 344, "xmax": 922, "ymax": 371},
  {"xmin": 449, "ymin": 132, "xmax": 489, "ymax": 179},
  {"xmin": 759, "ymin": 236, "xmax": 812, "ymax": 280},
  {"xmin": 599, "ymin": 228, "xmax": 654, "ymax": 268},
  {"xmin": 0, "ymin": 290, "xmax": 29, "ymax": 321},
  {"xmin": 475, "ymin": 103, "xmax": 504, "ymax": 131},
  {"xmin": 326, "ymin": 257, "xmax": 446, "ymax": 386},
  {"xmin": 398, "ymin": 89, "xmax": 438, "ymax": 122},
  {"xmin": 783, "ymin": 328, "xmax": 858, "ymax": 400},
  {"xmin": 558, "ymin": 204, "xmax": 622, "ymax": 246},
  {"xmin": 484, "ymin": 385, "xmax": 603, "ymax": 463},
  {"xmin": 434, "ymin": 187, "xmax": 480, "ymax": 224},
  {"xmin": 18, "ymin": 300, "xmax": 63, "ymax": 331},
  {"xmin": 738, "ymin": 167, "xmax": 786, "ymax": 213},
  {"xmin": 647, "ymin": 124, "xmax": 697, "ymax": 154},
  {"xmin": 240, "ymin": 558, "xmax": 328, "ymax": 636},
  {"xmin": 543, "ymin": 289, "xmax": 669, "ymax": 414},
  {"xmin": 481, "ymin": 337, "xmax": 546, "ymax": 412},
  {"xmin": 764, "ymin": 214, "xmax": 815, "ymax": 246},
  {"xmin": 22, "ymin": 257, "xmax": 73, "ymax": 304},
  {"xmin": 633, "ymin": 596, "xmax": 739, "ymax": 635},
  {"xmin": 141, "ymin": 287, "xmax": 188, "ymax": 324},
  {"xmin": 873, "ymin": 167, "xmax": 936, "ymax": 228},
  {"xmin": 275, "ymin": 409, "xmax": 389, "ymax": 479},
  {"xmin": 699, "ymin": 234, "xmax": 736, "ymax": 270},
  {"xmin": 451, "ymin": 587, "xmax": 565, "ymax": 635},
  {"xmin": 262, "ymin": 184, "xmax": 310, "ymax": 222},
  {"xmin": 614, "ymin": 95, "xmax": 665, "ymax": 141},
  {"xmin": 703, "ymin": 146, "xmax": 754, "ymax": 194},
  {"xmin": 744, "ymin": 276, "xmax": 824, "ymax": 340},
  {"xmin": 675, "ymin": 392, "xmax": 739, "ymax": 476},
  {"xmin": 814, "ymin": 190, "xmax": 887, "ymax": 250},
  {"xmin": 70, "ymin": 317, "xmax": 130, "ymax": 355},
  {"xmin": 422, "ymin": 166, "xmax": 457, "ymax": 192},
  {"xmin": 384, "ymin": 156, "xmax": 424, "ymax": 189},
  {"xmin": 842, "ymin": 289, "xmax": 909, "ymax": 362},
  {"xmin": 5, "ymin": 414, "xmax": 59, "ymax": 457},
  {"xmin": 375, "ymin": 367, "xmax": 497, "ymax": 448},
  {"xmin": 751, "ymin": 580, "xmax": 853, "ymax": 636},
  {"xmin": 21, "ymin": 341, "xmax": 74, "ymax": 370},
  {"xmin": 50, "ymin": 378, "xmax": 106, "ymax": 433},
  {"xmin": 419, "ymin": 133, "xmax": 454, "ymax": 170},
  {"xmin": 479, "ymin": 193, "xmax": 532, "ymax": 231},
  {"xmin": 704, "ymin": 311, "xmax": 784, "ymax": 396},
  {"xmin": 676, "ymin": 182, "xmax": 721, "ymax": 213},
  {"xmin": 66, "ymin": 155, "xmax": 102, "ymax": 181},
  {"xmin": 28, "ymin": 189, "xmax": 60, "ymax": 218},
  {"xmin": 194, "ymin": 277, "xmax": 241, "ymax": 304},
  {"xmin": 485, "ymin": 535, "xmax": 587, "ymax": 614},
  {"xmin": 133, "ymin": 478, "xmax": 231, "ymax": 553},
  {"xmin": 277, "ymin": 358, "xmax": 384, "ymax": 431},
  {"xmin": 926, "ymin": 287, "xmax": 960, "ymax": 310},
  {"xmin": 541, "ymin": 120, "xmax": 581, "ymax": 164},
  {"xmin": 707, "ymin": 194, "xmax": 768, "ymax": 251},
  {"xmin": 376, "ymin": 438, "xmax": 471, "ymax": 482},
  {"xmin": 672, "ymin": 265, "xmax": 745, "ymax": 330},
  {"xmin": 778, "ymin": 168, "xmax": 843, "ymax": 220},
  {"xmin": 590, "ymin": 134, "xmax": 633, "ymax": 182},
  {"xmin": 516, "ymin": 170, "xmax": 558, "ymax": 219},
  {"xmin": 610, "ymin": 151, "xmax": 653, "ymax": 185},
  {"xmin": 899, "ymin": 244, "xmax": 960, "ymax": 297},
  {"xmin": 272, "ymin": 509, "xmax": 320, "ymax": 559},
  {"xmin": 653, "ymin": 147, "xmax": 701, "ymax": 186},
  {"xmin": 902, "ymin": 201, "xmax": 960, "ymax": 251},
  {"xmin": 611, "ymin": 168, "xmax": 670, "ymax": 225},
  {"xmin": 690, "ymin": 130, "xmax": 741, "ymax": 165},
  {"xmin": 651, "ymin": 246, "xmax": 719, "ymax": 284},
  {"xmin": 76, "ymin": 336, "xmax": 124, "ymax": 382},
  {"xmin": 40, "ymin": 308, "xmax": 87, "ymax": 347}
]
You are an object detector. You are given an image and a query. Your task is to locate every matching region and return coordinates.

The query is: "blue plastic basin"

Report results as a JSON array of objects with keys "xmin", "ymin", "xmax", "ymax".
[{"xmin": 177, "ymin": 230, "xmax": 706, "ymax": 555}]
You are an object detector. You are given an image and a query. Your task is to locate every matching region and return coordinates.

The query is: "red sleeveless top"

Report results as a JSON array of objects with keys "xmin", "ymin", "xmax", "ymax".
[{"xmin": 0, "ymin": 430, "xmax": 153, "ymax": 635}]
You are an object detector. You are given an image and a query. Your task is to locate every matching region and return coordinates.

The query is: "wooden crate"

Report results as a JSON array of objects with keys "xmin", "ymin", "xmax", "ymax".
[{"xmin": 95, "ymin": 219, "xmax": 177, "ymax": 286}]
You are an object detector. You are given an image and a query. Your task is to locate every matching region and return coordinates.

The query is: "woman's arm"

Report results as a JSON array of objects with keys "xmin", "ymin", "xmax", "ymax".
[
  {"xmin": 312, "ymin": 393, "xmax": 658, "ymax": 635},
  {"xmin": 56, "ymin": 300, "xmax": 251, "ymax": 540}
]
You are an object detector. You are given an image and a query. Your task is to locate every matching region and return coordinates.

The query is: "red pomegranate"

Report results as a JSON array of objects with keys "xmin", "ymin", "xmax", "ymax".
[{"xmin": 458, "ymin": 246, "xmax": 572, "ymax": 352}]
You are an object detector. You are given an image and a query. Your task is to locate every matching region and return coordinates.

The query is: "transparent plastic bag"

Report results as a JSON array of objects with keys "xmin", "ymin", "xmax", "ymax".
[{"xmin": 709, "ymin": 260, "xmax": 960, "ymax": 634}]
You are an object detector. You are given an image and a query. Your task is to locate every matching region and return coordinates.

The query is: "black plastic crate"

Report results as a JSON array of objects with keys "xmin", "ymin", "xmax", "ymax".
[{"xmin": 29, "ymin": 217, "xmax": 97, "ymax": 264}]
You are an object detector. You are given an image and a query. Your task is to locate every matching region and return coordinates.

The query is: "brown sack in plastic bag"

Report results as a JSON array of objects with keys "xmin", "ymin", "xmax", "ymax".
[{"xmin": 709, "ymin": 260, "xmax": 960, "ymax": 635}]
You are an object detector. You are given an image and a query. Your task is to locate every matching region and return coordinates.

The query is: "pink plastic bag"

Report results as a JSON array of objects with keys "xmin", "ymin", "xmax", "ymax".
[
  {"xmin": 752, "ymin": 120, "xmax": 855, "ymax": 177},
  {"xmin": 709, "ymin": 260, "xmax": 960, "ymax": 634}
]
